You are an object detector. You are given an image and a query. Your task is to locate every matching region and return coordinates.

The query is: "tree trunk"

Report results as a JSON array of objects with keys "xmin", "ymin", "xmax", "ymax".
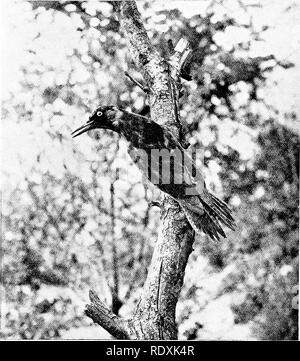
[{"xmin": 85, "ymin": 0, "xmax": 195, "ymax": 340}]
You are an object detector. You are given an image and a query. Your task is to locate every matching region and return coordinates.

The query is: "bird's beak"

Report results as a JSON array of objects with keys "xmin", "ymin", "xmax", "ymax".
[{"xmin": 71, "ymin": 118, "xmax": 95, "ymax": 138}]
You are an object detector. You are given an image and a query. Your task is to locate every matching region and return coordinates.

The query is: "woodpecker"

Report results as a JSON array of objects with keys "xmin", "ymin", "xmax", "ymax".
[{"xmin": 72, "ymin": 106, "xmax": 235, "ymax": 241}]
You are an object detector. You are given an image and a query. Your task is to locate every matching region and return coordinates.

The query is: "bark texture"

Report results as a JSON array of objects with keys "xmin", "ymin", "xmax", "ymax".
[{"xmin": 85, "ymin": 1, "xmax": 195, "ymax": 340}]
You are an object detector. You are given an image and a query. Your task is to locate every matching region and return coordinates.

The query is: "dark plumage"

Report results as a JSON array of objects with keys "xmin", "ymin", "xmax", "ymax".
[{"xmin": 72, "ymin": 105, "xmax": 235, "ymax": 241}]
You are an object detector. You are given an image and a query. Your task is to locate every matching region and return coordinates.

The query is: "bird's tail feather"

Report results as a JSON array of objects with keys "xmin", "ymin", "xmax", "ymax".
[
  {"xmin": 178, "ymin": 192, "xmax": 235, "ymax": 241},
  {"xmin": 201, "ymin": 191, "xmax": 235, "ymax": 231}
]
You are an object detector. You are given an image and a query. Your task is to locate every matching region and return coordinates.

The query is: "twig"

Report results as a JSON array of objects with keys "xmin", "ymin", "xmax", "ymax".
[
  {"xmin": 169, "ymin": 38, "xmax": 192, "ymax": 80},
  {"xmin": 125, "ymin": 71, "xmax": 150, "ymax": 93}
]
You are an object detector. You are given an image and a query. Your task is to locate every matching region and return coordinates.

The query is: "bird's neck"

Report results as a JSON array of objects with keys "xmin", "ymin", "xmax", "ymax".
[{"xmin": 113, "ymin": 110, "xmax": 149, "ymax": 139}]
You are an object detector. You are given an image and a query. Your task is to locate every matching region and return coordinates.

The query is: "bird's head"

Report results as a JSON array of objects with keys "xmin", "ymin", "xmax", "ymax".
[{"xmin": 72, "ymin": 105, "xmax": 121, "ymax": 138}]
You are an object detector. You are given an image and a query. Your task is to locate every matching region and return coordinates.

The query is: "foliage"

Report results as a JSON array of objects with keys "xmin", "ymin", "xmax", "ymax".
[{"xmin": 2, "ymin": 0, "xmax": 298, "ymax": 339}]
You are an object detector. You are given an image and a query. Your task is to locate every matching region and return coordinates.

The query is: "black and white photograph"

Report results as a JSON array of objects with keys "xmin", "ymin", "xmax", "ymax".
[{"xmin": 1, "ymin": 0, "xmax": 299, "ymax": 343}]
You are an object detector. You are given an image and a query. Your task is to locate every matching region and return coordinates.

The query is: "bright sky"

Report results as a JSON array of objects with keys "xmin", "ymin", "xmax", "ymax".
[
  {"xmin": 1, "ymin": 0, "xmax": 299, "ymax": 191},
  {"xmin": 2, "ymin": 0, "xmax": 299, "ymax": 104}
]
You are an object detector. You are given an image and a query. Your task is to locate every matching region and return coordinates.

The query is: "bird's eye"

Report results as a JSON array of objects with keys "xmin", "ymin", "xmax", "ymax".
[{"xmin": 97, "ymin": 111, "xmax": 102, "ymax": 117}]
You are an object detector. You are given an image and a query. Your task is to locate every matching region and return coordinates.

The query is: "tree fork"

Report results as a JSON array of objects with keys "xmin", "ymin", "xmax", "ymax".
[{"xmin": 86, "ymin": 1, "xmax": 195, "ymax": 340}]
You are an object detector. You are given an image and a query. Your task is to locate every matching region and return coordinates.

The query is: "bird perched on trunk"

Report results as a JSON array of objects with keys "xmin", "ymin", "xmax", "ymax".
[{"xmin": 72, "ymin": 106, "xmax": 235, "ymax": 241}]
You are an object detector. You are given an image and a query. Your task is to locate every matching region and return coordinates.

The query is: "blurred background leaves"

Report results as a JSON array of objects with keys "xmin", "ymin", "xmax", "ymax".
[{"xmin": 1, "ymin": 0, "xmax": 299, "ymax": 339}]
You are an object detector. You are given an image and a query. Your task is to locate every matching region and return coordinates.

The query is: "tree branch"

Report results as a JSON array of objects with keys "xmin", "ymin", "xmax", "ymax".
[
  {"xmin": 112, "ymin": 1, "xmax": 154, "ymax": 68},
  {"xmin": 85, "ymin": 290, "xmax": 129, "ymax": 339},
  {"xmin": 86, "ymin": 1, "xmax": 195, "ymax": 340}
]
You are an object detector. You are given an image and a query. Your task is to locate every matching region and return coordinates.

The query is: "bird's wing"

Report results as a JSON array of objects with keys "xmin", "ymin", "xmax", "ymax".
[
  {"xmin": 127, "ymin": 120, "xmax": 206, "ymax": 198},
  {"xmin": 161, "ymin": 128, "xmax": 206, "ymax": 196}
]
